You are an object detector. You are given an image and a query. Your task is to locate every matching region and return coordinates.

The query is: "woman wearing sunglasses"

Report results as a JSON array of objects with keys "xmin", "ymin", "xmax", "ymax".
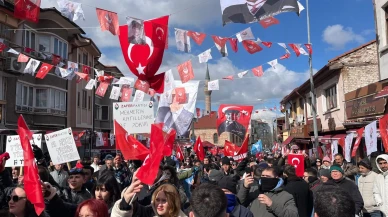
[{"xmin": 8, "ymin": 185, "xmax": 47, "ymax": 217}]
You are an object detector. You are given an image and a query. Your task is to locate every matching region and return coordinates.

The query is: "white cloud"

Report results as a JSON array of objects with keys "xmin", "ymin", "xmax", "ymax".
[{"xmin": 322, "ymin": 24, "xmax": 365, "ymax": 50}]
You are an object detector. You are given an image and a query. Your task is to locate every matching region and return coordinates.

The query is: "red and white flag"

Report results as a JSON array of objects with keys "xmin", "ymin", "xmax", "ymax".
[
  {"xmin": 352, "ymin": 128, "xmax": 364, "ymax": 157},
  {"xmin": 223, "ymin": 75, "xmax": 234, "ymax": 80},
  {"xmin": 75, "ymin": 72, "xmax": 89, "ymax": 82},
  {"xmin": 120, "ymin": 86, "xmax": 132, "ymax": 102},
  {"xmin": 96, "ymin": 8, "xmax": 120, "ymax": 35},
  {"xmin": 289, "ymin": 44, "xmax": 308, "ymax": 57},
  {"xmin": 280, "ymin": 51, "xmax": 291, "ymax": 60},
  {"xmin": 95, "ymin": 81, "xmax": 109, "ymax": 97},
  {"xmin": 194, "ymin": 136, "xmax": 205, "ymax": 161},
  {"xmin": 267, "ymin": 59, "xmax": 278, "ymax": 69},
  {"xmin": 252, "ymin": 66, "xmax": 264, "ymax": 77},
  {"xmin": 14, "ymin": 0, "xmax": 41, "ymax": 23},
  {"xmin": 35, "ymin": 63, "xmax": 53, "ymax": 79},
  {"xmin": 259, "ymin": 16, "xmax": 279, "ymax": 28},
  {"xmin": 198, "ymin": 49, "xmax": 212, "ymax": 63},
  {"xmin": 114, "ymin": 121, "xmax": 149, "ymax": 160},
  {"xmin": 261, "ymin": 42, "xmax": 273, "ymax": 48},
  {"xmin": 228, "ymin": 38, "xmax": 238, "ymax": 53},
  {"xmin": 208, "ymin": 80, "xmax": 219, "ymax": 91},
  {"xmin": 82, "ymin": 65, "xmax": 91, "ymax": 74},
  {"xmin": 379, "ymin": 114, "xmax": 388, "ymax": 153},
  {"xmin": 242, "ymin": 40, "xmax": 263, "ymax": 54},
  {"xmin": 174, "ymin": 87, "xmax": 187, "ymax": 103},
  {"xmin": 175, "ymin": 145, "xmax": 184, "ymax": 161},
  {"xmin": 177, "ymin": 60, "xmax": 194, "ymax": 83},
  {"xmin": 187, "ymin": 31, "xmax": 206, "ymax": 45},
  {"xmin": 18, "ymin": 54, "xmax": 29, "ymax": 62},
  {"xmin": 134, "ymin": 79, "xmax": 150, "ymax": 93},
  {"xmin": 212, "ymin": 36, "xmax": 228, "ymax": 57},
  {"xmin": 288, "ymin": 154, "xmax": 304, "ymax": 177},
  {"xmin": 236, "ymin": 27, "xmax": 255, "ymax": 42},
  {"xmin": 305, "ymin": 44, "xmax": 313, "ymax": 55}
]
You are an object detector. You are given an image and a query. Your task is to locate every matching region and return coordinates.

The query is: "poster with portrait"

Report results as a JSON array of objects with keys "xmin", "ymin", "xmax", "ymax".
[{"xmin": 126, "ymin": 17, "xmax": 145, "ymax": 44}]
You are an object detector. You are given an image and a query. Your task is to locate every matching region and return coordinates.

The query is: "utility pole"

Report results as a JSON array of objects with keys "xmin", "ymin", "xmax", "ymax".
[{"xmin": 306, "ymin": 0, "xmax": 319, "ymax": 150}]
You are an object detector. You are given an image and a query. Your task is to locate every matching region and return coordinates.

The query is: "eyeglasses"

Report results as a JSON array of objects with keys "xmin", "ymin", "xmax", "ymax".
[{"xmin": 7, "ymin": 195, "xmax": 26, "ymax": 202}]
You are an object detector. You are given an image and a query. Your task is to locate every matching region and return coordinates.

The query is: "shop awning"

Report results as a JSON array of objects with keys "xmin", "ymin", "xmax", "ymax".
[
  {"xmin": 282, "ymin": 136, "xmax": 294, "ymax": 146},
  {"xmin": 375, "ymin": 86, "xmax": 388, "ymax": 99}
]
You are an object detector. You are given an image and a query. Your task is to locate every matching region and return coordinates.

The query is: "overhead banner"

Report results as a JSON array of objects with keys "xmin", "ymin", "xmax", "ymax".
[
  {"xmin": 5, "ymin": 134, "xmax": 42, "ymax": 167},
  {"xmin": 45, "ymin": 128, "xmax": 81, "ymax": 165},
  {"xmin": 113, "ymin": 101, "xmax": 155, "ymax": 134}
]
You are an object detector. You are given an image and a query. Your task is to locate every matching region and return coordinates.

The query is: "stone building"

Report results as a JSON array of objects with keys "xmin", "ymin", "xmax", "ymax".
[{"xmin": 193, "ymin": 113, "xmax": 231, "ymax": 147}]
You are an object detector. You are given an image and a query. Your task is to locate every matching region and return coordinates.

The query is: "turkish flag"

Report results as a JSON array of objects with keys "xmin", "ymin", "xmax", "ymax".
[
  {"xmin": 352, "ymin": 128, "xmax": 364, "ymax": 157},
  {"xmin": 228, "ymin": 38, "xmax": 238, "ymax": 53},
  {"xmin": 259, "ymin": 16, "xmax": 280, "ymax": 28},
  {"xmin": 224, "ymin": 140, "xmax": 238, "ymax": 156},
  {"xmin": 177, "ymin": 60, "xmax": 194, "ymax": 83},
  {"xmin": 174, "ymin": 87, "xmax": 187, "ymax": 104},
  {"xmin": 14, "ymin": 0, "xmax": 41, "ymax": 23},
  {"xmin": 0, "ymin": 42, "xmax": 7, "ymax": 52},
  {"xmin": 261, "ymin": 42, "xmax": 272, "ymax": 48},
  {"xmin": 242, "ymin": 40, "xmax": 263, "ymax": 54},
  {"xmin": 175, "ymin": 145, "xmax": 184, "ymax": 161},
  {"xmin": 51, "ymin": 54, "xmax": 61, "ymax": 66},
  {"xmin": 147, "ymin": 72, "xmax": 165, "ymax": 94},
  {"xmin": 288, "ymin": 154, "xmax": 304, "ymax": 177},
  {"xmin": 305, "ymin": 44, "xmax": 313, "ymax": 55},
  {"xmin": 162, "ymin": 125, "xmax": 176, "ymax": 157},
  {"xmin": 75, "ymin": 72, "xmax": 89, "ymax": 82},
  {"xmin": 134, "ymin": 79, "xmax": 150, "ymax": 93},
  {"xmin": 120, "ymin": 86, "xmax": 132, "ymax": 102},
  {"xmin": 82, "ymin": 65, "xmax": 91, "ymax": 74},
  {"xmin": 380, "ymin": 114, "xmax": 388, "ymax": 152},
  {"xmin": 18, "ymin": 54, "xmax": 30, "ymax": 62},
  {"xmin": 289, "ymin": 44, "xmax": 301, "ymax": 57},
  {"xmin": 98, "ymin": 75, "xmax": 113, "ymax": 82},
  {"xmin": 118, "ymin": 16, "xmax": 168, "ymax": 80},
  {"xmin": 217, "ymin": 104, "xmax": 253, "ymax": 140},
  {"xmin": 187, "ymin": 31, "xmax": 206, "ymax": 45},
  {"xmin": 96, "ymin": 8, "xmax": 120, "ymax": 36},
  {"xmin": 96, "ymin": 81, "xmax": 109, "ymax": 97},
  {"xmin": 35, "ymin": 63, "xmax": 53, "ymax": 79},
  {"xmin": 223, "ymin": 75, "xmax": 234, "ymax": 80},
  {"xmin": 17, "ymin": 115, "xmax": 45, "ymax": 215},
  {"xmin": 137, "ymin": 124, "xmax": 170, "ymax": 185},
  {"xmin": 252, "ymin": 66, "xmax": 263, "ymax": 77},
  {"xmin": 114, "ymin": 121, "xmax": 149, "ymax": 160},
  {"xmin": 194, "ymin": 136, "xmax": 205, "ymax": 161},
  {"xmin": 280, "ymin": 52, "xmax": 291, "ymax": 60}
]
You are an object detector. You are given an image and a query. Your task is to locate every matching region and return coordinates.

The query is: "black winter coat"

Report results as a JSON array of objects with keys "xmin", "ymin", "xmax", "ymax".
[{"xmin": 283, "ymin": 176, "xmax": 313, "ymax": 217}]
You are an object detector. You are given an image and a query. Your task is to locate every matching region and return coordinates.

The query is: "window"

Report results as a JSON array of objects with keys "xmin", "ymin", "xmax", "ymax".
[
  {"xmin": 83, "ymin": 53, "xmax": 88, "ymax": 65},
  {"xmin": 88, "ymin": 96, "xmax": 91, "ymax": 110},
  {"xmin": 213, "ymin": 133, "xmax": 218, "ymax": 144},
  {"xmin": 16, "ymin": 83, "xmax": 33, "ymax": 107},
  {"xmin": 101, "ymin": 106, "xmax": 109, "ymax": 120},
  {"xmin": 50, "ymin": 89, "xmax": 66, "ymax": 111},
  {"xmin": 35, "ymin": 89, "xmax": 48, "ymax": 108},
  {"xmin": 299, "ymin": 98, "xmax": 304, "ymax": 112},
  {"xmin": 77, "ymin": 92, "xmax": 80, "ymax": 107},
  {"xmin": 325, "ymin": 85, "xmax": 337, "ymax": 111},
  {"xmin": 0, "ymin": 23, "xmax": 12, "ymax": 40},
  {"xmin": 95, "ymin": 105, "xmax": 101, "ymax": 119},
  {"xmin": 54, "ymin": 37, "xmax": 68, "ymax": 59},
  {"xmin": 82, "ymin": 90, "xmax": 87, "ymax": 109},
  {"xmin": 38, "ymin": 35, "xmax": 51, "ymax": 53},
  {"xmin": 24, "ymin": 30, "xmax": 36, "ymax": 50}
]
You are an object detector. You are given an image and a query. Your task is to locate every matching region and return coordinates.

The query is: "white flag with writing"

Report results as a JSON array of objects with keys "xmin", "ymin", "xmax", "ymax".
[
  {"xmin": 133, "ymin": 90, "xmax": 145, "ymax": 102},
  {"xmin": 109, "ymin": 86, "xmax": 121, "ymax": 100},
  {"xmin": 365, "ymin": 121, "xmax": 377, "ymax": 156},
  {"xmin": 267, "ymin": 59, "xmax": 278, "ymax": 69},
  {"xmin": 208, "ymin": 80, "xmax": 219, "ymax": 91},
  {"xmin": 96, "ymin": 132, "xmax": 104, "ymax": 147},
  {"xmin": 85, "ymin": 79, "xmax": 96, "ymax": 90},
  {"xmin": 164, "ymin": 69, "xmax": 175, "ymax": 92},
  {"xmin": 198, "ymin": 49, "xmax": 212, "ymax": 63},
  {"xmin": 345, "ymin": 133, "xmax": 354, "ymax": 162},
  {"xmin": 236, "ymin": 27, "xmax": 255, "ymax": 42},
  {"xmin": 237, "ymin": 70, "xmax": 248, "ymax": 78},
  {"xmin": 331, "ymin": 140, "xmax": 338, "ymax": 162}
]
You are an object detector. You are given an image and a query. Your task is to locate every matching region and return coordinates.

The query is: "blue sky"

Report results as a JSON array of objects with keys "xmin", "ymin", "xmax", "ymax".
[{"xmin": 43, "ymin": 0, "xmax": 376, "ymax": 112}]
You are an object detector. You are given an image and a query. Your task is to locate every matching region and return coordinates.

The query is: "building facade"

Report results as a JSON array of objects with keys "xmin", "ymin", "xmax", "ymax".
[{"xmin": 374, "ymin": 0, "xmax": 388, "ymax": 80}]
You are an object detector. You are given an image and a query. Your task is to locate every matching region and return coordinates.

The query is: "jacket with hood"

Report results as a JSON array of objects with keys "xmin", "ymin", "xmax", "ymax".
[
  {"xmin": 358, "ymin": 170, "xmax": 379, "ymax": 213},
  {"xmin": 373, "ymin": 154, "xmax": 388, "ymax": 216}
]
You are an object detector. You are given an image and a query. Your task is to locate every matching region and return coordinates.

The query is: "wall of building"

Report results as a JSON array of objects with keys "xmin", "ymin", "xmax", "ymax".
[
  {"xmin": 375, "ymin": 0, "xmax": 388, "ymax": 80},
  {"xmin": 194, "ymin": 128, "xmax": 230, "ymax": 147}
]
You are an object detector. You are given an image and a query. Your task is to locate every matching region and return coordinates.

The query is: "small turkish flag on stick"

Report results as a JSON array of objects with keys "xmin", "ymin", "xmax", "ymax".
[{"xmin": 287, "ymin": 154, "xmax": 305, "ymax": 177}]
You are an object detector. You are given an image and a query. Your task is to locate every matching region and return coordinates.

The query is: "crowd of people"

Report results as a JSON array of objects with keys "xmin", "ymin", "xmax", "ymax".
[{"xmin": 0, "ymin": 144, "xmax": 387, "ymax": 217}]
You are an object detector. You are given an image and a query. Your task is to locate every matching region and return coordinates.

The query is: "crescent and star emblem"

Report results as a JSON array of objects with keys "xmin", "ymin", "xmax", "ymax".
[
  {"xmin": 133, "ymin": 143, "xmax": 138, "ymax": 149},
  {"xmin": 156, "ymin": 27, "xmax": 164, "ymax": 40},
  {"xmin": 291, "ymin": 157, "xmax": 300, "ymax": 168},
  {"xmin": 39, "ymin": 66, "xmax": 48, "ymax": 73},
  {"xmin": 183, "ymin": 67, "xmax": 189, "ymax": 74},
  {"xmin": 127, "ymin": 36, "xmax": 154, "ymax": 64},
  {"xmin": 143, "ymin": 154, "xmax": 150, "ymax": 166}
]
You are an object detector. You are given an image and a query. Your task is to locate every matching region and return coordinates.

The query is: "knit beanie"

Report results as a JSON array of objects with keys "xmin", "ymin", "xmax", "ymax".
[
  {"xmin": 330, "ymin": 164, "xmax": 344, "ymax": 174},
  {"xmin": 358, "ymin": 158, "xmax": 372, "ymax": 170},
  {"xmin": 221, "ymin": 156, "xmax": 231, "ymax": 165},
  {"xmin": 208, "ymin": 170, "xmax": 224, "ymax": 183},
  {"xmin": 322, "ymin": 156, "xmax": 331, "ymax": 163},
  {"xmin": 319, "ymin": 169, "xmax": 331, "ymax": 179},
  {"xmin": 217, "ymin": 176, "xmax": 237, "ymax": 194}
]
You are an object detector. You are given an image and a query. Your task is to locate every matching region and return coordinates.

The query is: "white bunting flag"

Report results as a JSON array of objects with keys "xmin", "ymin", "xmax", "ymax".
[
  {"xmin": 208, "ymin": 80, "xmax": 219, "ymax": 91},
  {"xmin": 109, "ymin": 133, "xmax": 115, "ymax": 146},
  {"xmin": 57, "ymin": 0, "xmax": 85, "ymax": 21},
  {"xmin": 298, "ymin": 1, "xmax": 305, "ymax": 13},
  {"xmin": 237, "ymin": 70, "xmax": 248, "ymax": 78},
  {"xmin": 109, "ymin": 86, "xmax": 121, "ymax": 100},
  {"xmin": 95, "ymin": 69, "xmax": 104, "ymax": 77},
  {"xmin": 278, "ymin": 43, "xmax": 287, "ymax": 49},
  {"xmin": 96, "ymin": 132, "xmax": 104, "ymax": 147},
  {"xmin": 365, "ymin": 121, "xmax": 377, "ymax": 156},
  {"xmin": 331, "ymin": 140, "xmax": 338, "ymax": 162},
  {"xmin": 133, "ymin": 90, "xmax": 145, "ymax": 102},
  {"xmin": 296, "ymin": 44, "xmax": 309, "ymax": 55},
  {"xmin": 236, "ymin": 27, "xmax": 255, "ymax": 42},
  {"xmin": 114, "ymin": 77, "xmax": 134, "ymax": 85},
  {"xmin": 23, "ymin": 59, "xmax": 40, "ymax": 75},
  {"xmin": 344, "ymin": 133, "xmax": 354, "ymax": 162},
  {"xmin": 175, "ymin": 28, "xmax": 191, "ymax": 53},
  {"xmin": 7, "ymin": 48, "xmax": 19, "ymax": 55},
  {"xmin": 198, "ymin": 49, "xmax": 212, "ymax": 63},
  {"xmin": 164, "ymin": 69, "xmax": 175, "ymax": 92},
  {"xmin": 267, "ymin": 59, "xmax": 278, "ymax": 69},
  {"xmin": 59, "ymin": 67, "xmax": 71, "ymax": 78},
  {"xmin": 85, "ymin": 79, "xmax": 96, "ymax": 90}
]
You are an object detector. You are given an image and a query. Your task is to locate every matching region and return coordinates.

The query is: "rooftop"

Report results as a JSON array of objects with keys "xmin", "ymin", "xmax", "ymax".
[{"xmin": 194, "ymin": 112, "xmax": 217, "ymax": 129}]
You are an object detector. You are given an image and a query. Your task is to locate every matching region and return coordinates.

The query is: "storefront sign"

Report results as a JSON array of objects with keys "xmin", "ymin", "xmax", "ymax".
[
  {"xmin": 290, "ymin": 125, "xmax": 308, "ymax": 138},
  {"xmin": 346, "ymin": 95, "xmax": 386, "ymax": 119}
]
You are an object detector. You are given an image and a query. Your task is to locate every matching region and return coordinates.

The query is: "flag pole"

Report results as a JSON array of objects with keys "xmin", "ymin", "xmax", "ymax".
[{"xmin": 306, "ymin": 0, "xmax": 319, "ymax": 151}]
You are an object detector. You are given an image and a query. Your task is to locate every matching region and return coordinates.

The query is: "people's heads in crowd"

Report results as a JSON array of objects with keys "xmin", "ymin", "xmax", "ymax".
[
  {"xmin": 221, "ymin": 157, "xmax": 231, "ymax": 172},
  {"xmin": 315, "ymin": 158, "xmax": 322, "ymax": 166},
  {"xmin": 283, "ymin": 165, "xmax": 297, "ymax": 178},
  {"xmin": 82, "ymin": 165, "xmax": 94, "ymax": 181},
  {"xmin": 92, "ymin": 155, "xmax": 99, "ymax": 164},
  {"xmin": 113, "ymin": 154, "xmax": 122, "ymax": 168},
  {"xmin": 203, "ymin": 157, "xmax": 210, "ymax": 165},
  {"xmin": 162, "ymin": 165, "xmax": 179, "ymax": 186},
  {"xmin": 104, "ymin": 155, "xmax": 114, "ymax": 169},
  {"xmin": 330, "ymin": 164, "xmax": 344, "ymax": 180},
  {"xmin": 152, "ymin": 184, "xmax": 181, "ymax": 217},
  {"xmin": 266, "ymin": 158, "xmax": 274, "ymax": 167},
  {"xmin": 189, "ymin": 183, "xmax": 228, "ymax": 217},
  {"xmin": 92, "ymin": 172, "xmax": 120, "ymax": 206},
  {"xmin": 193, "ymin": 160, "xmax": 201, "ymax": 167},
  {"xmin": 376, "ymin": 154, "xmax": 388, "ymax": 172},
  {"xmin": 11, "ymin": 167, "xmax": 19, "ymax": 179},
  {"xmin": 357, "ymin": 158, "xmax": 372, "ymax": 176},
  {"xmin": 260, "ymin": 167, "xmax": 282, "ymax": 192},
  {"xmin": 75, "ymin": 199, "xmax": 109, "ymax": 217},
  {"xmin": 8, "ymin": 185, "xmax": 38, "ymax": 217},
  {"xmin": 208, "ymin": 170, "xmax": 224, "ymax": 184},
  {"xmin": 319, "ymin": 169, "xmax": 330, "ymax": 183},
  {"xmin": 322, "ymin": 156, "xmax": 331, "ymax": 167},
  {"xmin": 68, "ymin": 167, "xmax": 86, "ymax": 191},
  {"xmin": 334, "ymin": 153, "xmax": 345, "ymax": 165},
  {"xmin": 314, "ymin": 187, "xmax": 355, "ymax": 217},
  {"xmin": 254, "ymin": 162, "xmax": 269, "ymax": 180},
  {"xmin": 231, "ymin": 161, "xmax": 238, "ymax": 170},
  {"xmin": 303, "ymin": 168, "xmax": 318, "ymax": 183},
  {"xmin": 54, "ymin": 164, "xmax": 63, "ymax": 171},
  {"xmin": 217, "ymin": 175, "xmax": 238, "ymax": 195}
]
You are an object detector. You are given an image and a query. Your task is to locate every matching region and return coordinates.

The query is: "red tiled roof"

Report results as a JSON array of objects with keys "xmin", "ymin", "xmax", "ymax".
[
  {"xmin": 329, "ymin": 40, "xmax": 376, "ymax": 62},
  {"xmin": 194, "ymin": 112, "xmax": 217, "ymax": 129}
]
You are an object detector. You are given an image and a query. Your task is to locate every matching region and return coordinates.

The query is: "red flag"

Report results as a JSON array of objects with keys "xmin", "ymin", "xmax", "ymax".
[
  {"xmin": 103, "ymin": 133, "xmax": 109, "ymax": 147},
  {"xmin": 261, "ymin": 42, "xmax": 272, "ymax": 48},
  {"xmin": 242, "ymin": 40, "xmax": 263, "ymax": 54},
  {"xmin": 228, "ymin": 38, "xmax": 238, "ymax": 53},
  {"xmin": 95, "ymin": 81, "xmax": 109, "ymax": 97},
  {"xmin": 305, "ymin": 44, "xmax": 313, "ymax": 55},
  {"xmin": 17, "ymin": 115, "xmax": 44, "ymax": 215},
  {"xmin": 162, "ymin": 127, "xmax": 176, "ymax": 157},
  {"xmin": 175, "ymin": 145, "xmax": 184, "ymax": 161},
  {"xmin": 35, "ymin": 63, "xmax": 53, "ymax": 79},
  {"xmin": 24, "ymin": 47, "xmax": 34, "ymax": 53},
  {"xmin": 82, "ymin": 65, "xmax": 91, "ymax": 74},
  {"xmin": 224, "ymin": 140, "xmax": 238, "ymax": 157},
  {"xmin": 147, "ymin": 72, "xmax": 165, "ymax": 94},
  {"xmin": 120, "ymin": 86, "xmax": 132, "ymax": 102},
  {"xmin": 289, "ymin": 44, "xmax": 301, "ymax": 57},
  {"xmin": 352, "ymin": 128, "xmax": 364, "ymax": 157},
  {"xmin": 18, "ymin": 54, "xmax": 29, "ymax": 63},
  {"xmin": 234, "ymin": 136, "xmax": 249, "ymax": 162},
  {"xmin": 0, "ymin": 42, "xmax": 7, "ymax": 52},
  {"xmin": 223, "ymin": 75, "xmax": 234, "ymax": 80},
  {"xmin": 14, "ymin": 0, "xmax": 41, "ymax": 23},
  {"xmin": 194, "ymin": 136, "xmax": 205, "ymax": 161},
  {"xmin": 288, "ymin": 154, "xmax": 304, "ymax": 177},
  {"xmin": 380, "ymin": 114, "xmax": 388, "ymax": 152},
  {"xmin": 75, "ymin": 72, "xmax": 89, "ymax": 81},
  {"xmin": 177, "ymin": 60, "xmax": 194, "ymax": 83},
  {"xmin": 96, "ymin": 8, "xmax": 120, "ymax": 36},
  {"xmin": 211, "ymin": 36, "xmax": 228, "ymax": 49},
  {"xmin": 280, "ymin": 52, "xmax": 291, "ymax": 60},
  {"xmin": 174, "ymin": 87, "xmax": 186, "ymax": 103},
  {"xmin": 73, "ymin": 132, "xmax": 82, "ymax": 147},
  {"xmin": 259, "ymin": 16, "xmax": 280, "ymax": 28},
  {"xmin": 187, "ymin": 31, "xmax": 206, "ymax": 45},
  {"xmin": 217, "ymin": 104, "xmax": 253, "ymax": 140},
  {"xmin": 134, "ymin": 79, "xmax": 150, "ymax": 93},
  {"xmin": 98, "ymin": 75, "xmax": 113, "ymax": 82},
  {"xmin": 137, "ymin": 124, "xmax": 171, "ymax": 185},
  {"xmin": 114, "ymin": 121, "xmax": 149, "ymax": 160},
  {"xmin": 148, "ymin": 89, "xmax": 156, "ymax": 97},
  {"xmin": 252, "ymin": 66, "xmax": 263, "ymax": 77},
  {"xmin": 51, "ymin": 54, "xmax": 61, "ymax": 66}
]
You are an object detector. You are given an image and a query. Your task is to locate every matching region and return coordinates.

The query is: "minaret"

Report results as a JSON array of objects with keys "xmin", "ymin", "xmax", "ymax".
[{"xmin": 204, "ymin": 63, "xmax": 212, "ymax": 114}]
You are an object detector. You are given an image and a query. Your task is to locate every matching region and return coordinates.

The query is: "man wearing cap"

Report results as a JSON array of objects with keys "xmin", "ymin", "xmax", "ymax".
[
  {"xmin": 327, "ymin": 164, "xmax": 364, "ymax": 215},
  {"xmin": 373, "ymin": 154, "xmax": 388, "ymax": 216},
  {"xmin": 357, "ymin": 158, "xmax": 380, "ymax": 217},
  {"xmin": 334, "ymin": 153, "xmax": 358, "ymax": 181},
  {"xmin": 221, "ymin": 156, "xmax": 235, "ymax": 176},
  {"xmin": 60, "ymin": 167, "xmax": 92, "ymax": 204}
]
